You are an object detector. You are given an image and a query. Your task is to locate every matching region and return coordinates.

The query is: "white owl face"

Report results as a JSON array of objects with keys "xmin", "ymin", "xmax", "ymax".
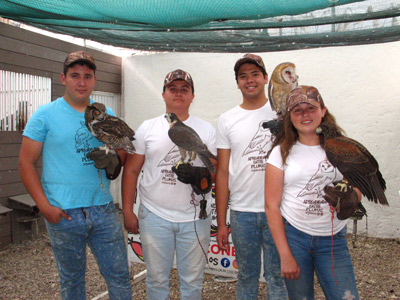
[{"xmin": 281, "ymin": 66, "xmax": 298, "ymax": 84}]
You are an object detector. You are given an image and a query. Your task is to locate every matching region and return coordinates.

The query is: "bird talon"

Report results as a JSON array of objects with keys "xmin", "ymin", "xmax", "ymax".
[
  {"xmin": 175, "ymin": 160, "xmax": 185, "ymax": 168},
  {"xmin": 334, "ymin": 180, "xmax": 349, "ymax": 192}
]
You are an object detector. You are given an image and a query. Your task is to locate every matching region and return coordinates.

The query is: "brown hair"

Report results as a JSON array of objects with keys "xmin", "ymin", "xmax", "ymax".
[{"xmin": 269, "ymin": 105, "xmax": 344, "ymax": 165}]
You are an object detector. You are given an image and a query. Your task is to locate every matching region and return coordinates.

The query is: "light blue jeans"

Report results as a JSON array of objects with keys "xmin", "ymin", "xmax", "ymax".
[
  {"xmin": 283, "ymin": 218, "xmax": 359, "ymax": 300},
  {"xmin": 138, "ymin": 203, "xmax": 211, "ymax": 300},
  {"xmin": 45, "ymin": 202, "xmax": 132, "ymax": 300},
  {"xmin": 230, "ymin": 210, "xmax": 288, "ymax": 300}
]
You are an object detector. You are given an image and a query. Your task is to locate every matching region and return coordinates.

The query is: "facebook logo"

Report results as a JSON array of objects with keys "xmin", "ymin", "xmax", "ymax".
[{"xmin": 221, "ymin": 258, "xmax": 230, "ymax": 268}]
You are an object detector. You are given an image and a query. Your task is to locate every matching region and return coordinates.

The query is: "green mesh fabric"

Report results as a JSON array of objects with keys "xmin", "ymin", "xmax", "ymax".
[{"xmin": 1, "ymin": 0, "xmax": 399, "ymax": 52}]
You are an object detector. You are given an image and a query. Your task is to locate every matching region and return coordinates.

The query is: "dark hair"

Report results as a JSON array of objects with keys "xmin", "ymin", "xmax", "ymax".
[
  {"xmin": 63, "ymin": 61, "xmax": 96, "ymax": 76},
  {"xmin": 269, "ymin": 106, "xmax": 344, "ymax": 165}
]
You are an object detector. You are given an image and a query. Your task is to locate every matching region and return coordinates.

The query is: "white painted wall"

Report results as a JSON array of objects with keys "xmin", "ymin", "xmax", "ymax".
[{"xmin": 122, "ymin": 41, "xmax": 400, "ymax": 238}]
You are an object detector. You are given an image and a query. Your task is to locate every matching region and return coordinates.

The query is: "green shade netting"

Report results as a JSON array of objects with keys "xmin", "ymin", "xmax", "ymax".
[{"xmin": 1, "ymin": 0, "xmax": 399, "ymax": 52}]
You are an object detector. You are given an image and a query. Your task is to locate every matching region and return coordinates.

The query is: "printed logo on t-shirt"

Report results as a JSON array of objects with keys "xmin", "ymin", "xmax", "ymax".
[
  {"xmin": 242, "ymin": 120, "xmax": 273, "ymax": 172},
  {"xmin": 297, "ymin": 160, "xmax": 337, "ymax": 216},
  {"xmin": 157, "ymin": 145, "xmax": 180, "ymax": 185},
  {"xmin": 75, "ymin": 121, "xmax": 96, "ymax": 166}
]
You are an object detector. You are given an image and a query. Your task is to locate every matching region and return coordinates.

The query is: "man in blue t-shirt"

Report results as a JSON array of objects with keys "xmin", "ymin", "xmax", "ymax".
[{"xmin": 18, "ymin": 51, "xmax": 132, "ymax": 300}]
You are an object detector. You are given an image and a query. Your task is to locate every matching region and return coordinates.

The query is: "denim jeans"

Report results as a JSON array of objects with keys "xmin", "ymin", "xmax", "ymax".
[
  {"xmin": 283, "ymin": 219, "xmax": 359, "ymax": 300},
  {"xmin": 230, "ymin": 210, "xmax": 287, "ymax": 300},
  {"xmin": 138, "ymin": 203, "xmax": 211, "ymax": 300},
  {"xmin": 45, "ymin": 202, "xmax": 132, "ymax": 300}
]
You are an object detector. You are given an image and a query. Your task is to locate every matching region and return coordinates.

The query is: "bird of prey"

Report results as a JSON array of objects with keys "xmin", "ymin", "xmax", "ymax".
[
  {"xmin": 85, "ymin": 102, "xmax": 135, "ymax": 154},
  {"xmin": 316, "ymin": 121, "xmax": 388, "ymax": 205},
  {"xmin": 165, "ymin": 113, "xmax": 217, "ymax": 173},
  {"xmin": 268, "ymin": 62, "xmax": 299, "ymax": 119},
  {"xmin": 263, "ymin": 63, "xmax": 298, "ymax": 135}
]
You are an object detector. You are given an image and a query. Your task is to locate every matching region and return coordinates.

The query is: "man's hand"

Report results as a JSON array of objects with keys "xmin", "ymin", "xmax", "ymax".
[
  {"xmin": 172, "ymin": 163, "xmax": 212, "ymax": 195},
  {"xmin": 123, "ymin": 210, "xmax": 139, "ymax": 234},
  {"xmin": 217, "ymin": 224, "xmax": 230, "ymax": 251},
  {"xmin": 40, "ymin": 205, "xmax": 71, "ymax": 224},
  {"xmin": 86, "ymin": 148, "xmax": 122, "ymax": 180},
  {"xmin": 324, "ymin": 180, "xmax": 359, "ymax": 220}
]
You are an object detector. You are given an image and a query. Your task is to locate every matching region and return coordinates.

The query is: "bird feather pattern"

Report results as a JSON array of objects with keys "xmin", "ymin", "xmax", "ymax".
[
  {"xmin": 317, "ymin": 121, "xmax": 387, "ymax": 205},
  {"xmin": 85, "ymin": 102, "xmax": 135, "ymax": 154},
  {"xmin": 165, "ymin": 113, "xmax": 216, "ymax": 173}
]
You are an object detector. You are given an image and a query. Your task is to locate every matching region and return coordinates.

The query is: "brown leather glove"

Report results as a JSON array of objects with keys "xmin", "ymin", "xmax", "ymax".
[
  {"xmin": 86, "ymin": 148, "xmax": 122, "ymax": 180},
  {"xmin": 323, "ymin": 180, "xmax": 359, "ymax": 220},
  {"xmin": 172, "ymin": 163, "xmax": 212, "ymax": 195}
]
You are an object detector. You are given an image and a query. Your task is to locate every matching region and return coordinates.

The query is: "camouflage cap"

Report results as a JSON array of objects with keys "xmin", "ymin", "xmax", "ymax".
[
  {"xmin": 164, "ymin": 69, "xmax": 194, "ymax": 90},
  {"xmin": 63, "ymin": 50, "xmax": 96, "ymax": 72},
  {"xmin": 234, "ymin": 53, "xmax": 267, "ymax": 77},
  {"xmin": 286, "ymin": 85, "xmax": 324, "ymax": 112}
]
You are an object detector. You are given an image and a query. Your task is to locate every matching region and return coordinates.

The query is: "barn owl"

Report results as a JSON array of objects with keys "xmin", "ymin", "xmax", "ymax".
[
  {"xmin": 85, "ymin": 102, "xmax": 135, "ymax": 154},
  {"xmin": 268, "ymin": 62, "xmax": 299, "ymax": 118}
]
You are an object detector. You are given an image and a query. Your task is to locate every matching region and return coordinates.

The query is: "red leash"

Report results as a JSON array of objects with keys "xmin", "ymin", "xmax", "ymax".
[{"xmin": 329, "ymin": 203, "xmax": 338, "ymax": 286}]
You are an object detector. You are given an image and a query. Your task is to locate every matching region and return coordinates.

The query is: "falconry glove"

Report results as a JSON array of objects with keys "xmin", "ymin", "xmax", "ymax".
[
  {"xmin": 323, "ymin": 180, "xmax": 359, "ymax": 220},
  {"xmin": 172, "ymin": 163, "xmax": 212, "ymax": 219},
  {"xmin": 172, "ymin": 163, "xmax": 212, "ymax": 195},
  {"xmin": 86, "ymin": 148, "xmax": 122, "ymax": 180}
]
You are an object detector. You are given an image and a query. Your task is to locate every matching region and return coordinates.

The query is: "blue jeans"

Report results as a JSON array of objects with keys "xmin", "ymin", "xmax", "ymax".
[
  {"xmin": 283, "ymin": 219, "xmax": 359, "ymax": 300},
  {"xmin": 45, "ymin": 202, "xmax": 132, "ymax": 300},
  {"xmin": 138, "ymin": 203, "xmax": 211, "ymax": 300},
  {"xmin": 230, "ymin": 210, "xmax": 287, "ymax": 300}
]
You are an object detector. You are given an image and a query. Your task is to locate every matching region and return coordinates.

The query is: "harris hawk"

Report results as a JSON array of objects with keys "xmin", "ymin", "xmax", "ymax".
[
  {"xmin": 316, "ymin": 121, "xmax": 388, "ymax": 206},
  {"xmin": 165, "ymin": 113, "xmax": 217, "ymax": 173}
]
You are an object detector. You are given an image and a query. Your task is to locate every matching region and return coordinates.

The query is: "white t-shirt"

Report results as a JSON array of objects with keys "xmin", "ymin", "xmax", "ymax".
[
  {"xmin": 267, "ymin": 142, "xmax": 347, "ymax": 236},
  {"xmin": 216, "ymin": 102, "xmax": 276, "ymax": 212},
  {"xmin": 134, "ymin": 114, "xmax": 217, "ymax": 222}
]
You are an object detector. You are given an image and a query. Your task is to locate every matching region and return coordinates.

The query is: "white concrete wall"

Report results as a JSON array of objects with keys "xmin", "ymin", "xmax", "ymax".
[{"xmin": 122, "ymin": 41, "xmax": 400, "ymax": 238}]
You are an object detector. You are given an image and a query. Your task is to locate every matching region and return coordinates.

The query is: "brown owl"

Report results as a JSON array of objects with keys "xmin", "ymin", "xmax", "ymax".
[
  {"xmin": 268, "ymin": 62, "xmax": 299, "ymax": 119},
  {"xmin": 85, "ymin": 102, "xmax": 135, "ymax": 154}
]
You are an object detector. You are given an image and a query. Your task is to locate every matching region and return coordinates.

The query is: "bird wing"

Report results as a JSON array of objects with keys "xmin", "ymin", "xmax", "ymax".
[
  {"xmin": 93, "ymin": 116, "xmax": 135, "ymax": 140},
  {"xmin": 168, "ymin": 122, "xmax": 216, "ymax": 172},
  {"xmin": 168, "ymin": 122, "xmax": 208, "ymax": 153},
  {"xmin": 325, "ymin": 137, "xmax": 387, "ymax": 205},
  {"xmin": 268, "ymin": 82, "xmax": 277, "ymax": 112}
]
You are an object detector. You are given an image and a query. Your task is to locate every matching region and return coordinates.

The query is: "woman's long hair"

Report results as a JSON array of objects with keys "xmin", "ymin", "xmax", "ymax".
[{"xmin": 269, "ymin": 105, "xmax": 344, "ymax": 165}]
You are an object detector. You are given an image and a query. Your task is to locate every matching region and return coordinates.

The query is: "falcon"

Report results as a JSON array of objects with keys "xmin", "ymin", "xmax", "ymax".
[
  {"xmin": 85, "ymin": 102, "xmax": 135, "ymax": 154},
  {"xmin": 316, "ymin": 121, "xmax": 388, "ymax": 205},
  {"xmin": 165, "ymin": 113, "xmax": 217, "ymax": 173}
]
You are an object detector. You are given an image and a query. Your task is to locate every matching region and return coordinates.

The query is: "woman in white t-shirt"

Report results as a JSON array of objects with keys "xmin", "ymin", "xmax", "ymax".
[{"xmin": 264, "ymin": 85, "xmax": 360, "ymax": 300}]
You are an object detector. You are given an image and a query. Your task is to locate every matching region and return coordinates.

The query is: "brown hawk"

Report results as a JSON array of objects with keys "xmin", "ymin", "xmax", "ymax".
[
  {"xmin": 316, "ymin": 121, "xmax": 388, "ymax": 205},
  {"xmin": 85, "ymin": 102, "xmax": 135, "ymax": 154},
  {"xmin": 165, "ymin": 113, "xmax": 216, "ymax": 173}
]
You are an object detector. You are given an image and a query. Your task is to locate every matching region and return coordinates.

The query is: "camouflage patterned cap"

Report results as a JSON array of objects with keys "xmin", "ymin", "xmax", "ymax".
[
  {"xmin": 234, "ymin": 53, "xmax": 267, "ymax": 76},
  {"xmin": 164, "ymin": 69, "xmax": 194, "ymax": 90},
  {"xmin": 286, "ymin": 85, "xmax": 324, "ymax": 112},
  {"xmin": 63, "ymin": 50, "xmax": 96, "ymax": 72}
]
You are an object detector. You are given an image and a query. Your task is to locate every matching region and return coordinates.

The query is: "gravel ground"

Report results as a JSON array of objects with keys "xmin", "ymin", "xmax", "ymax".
[{"xmin": 0, "ymin": 216, "xmax": 399, "ymax": 300}]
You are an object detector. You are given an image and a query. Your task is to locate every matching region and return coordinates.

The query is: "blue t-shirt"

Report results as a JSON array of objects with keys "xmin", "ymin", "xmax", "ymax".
[{"xmin": 23, "ymin": 97, "xmax": 114, "ymax": 209}]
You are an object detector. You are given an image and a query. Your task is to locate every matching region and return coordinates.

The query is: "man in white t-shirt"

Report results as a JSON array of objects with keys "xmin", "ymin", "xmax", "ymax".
[
  {"xmin": 122, "ymin": 69, "xmax": 216, "ymax": 300},
  {"xmin": 216, "ymin": 54, "xmax": 287, "ymax": 300}
]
